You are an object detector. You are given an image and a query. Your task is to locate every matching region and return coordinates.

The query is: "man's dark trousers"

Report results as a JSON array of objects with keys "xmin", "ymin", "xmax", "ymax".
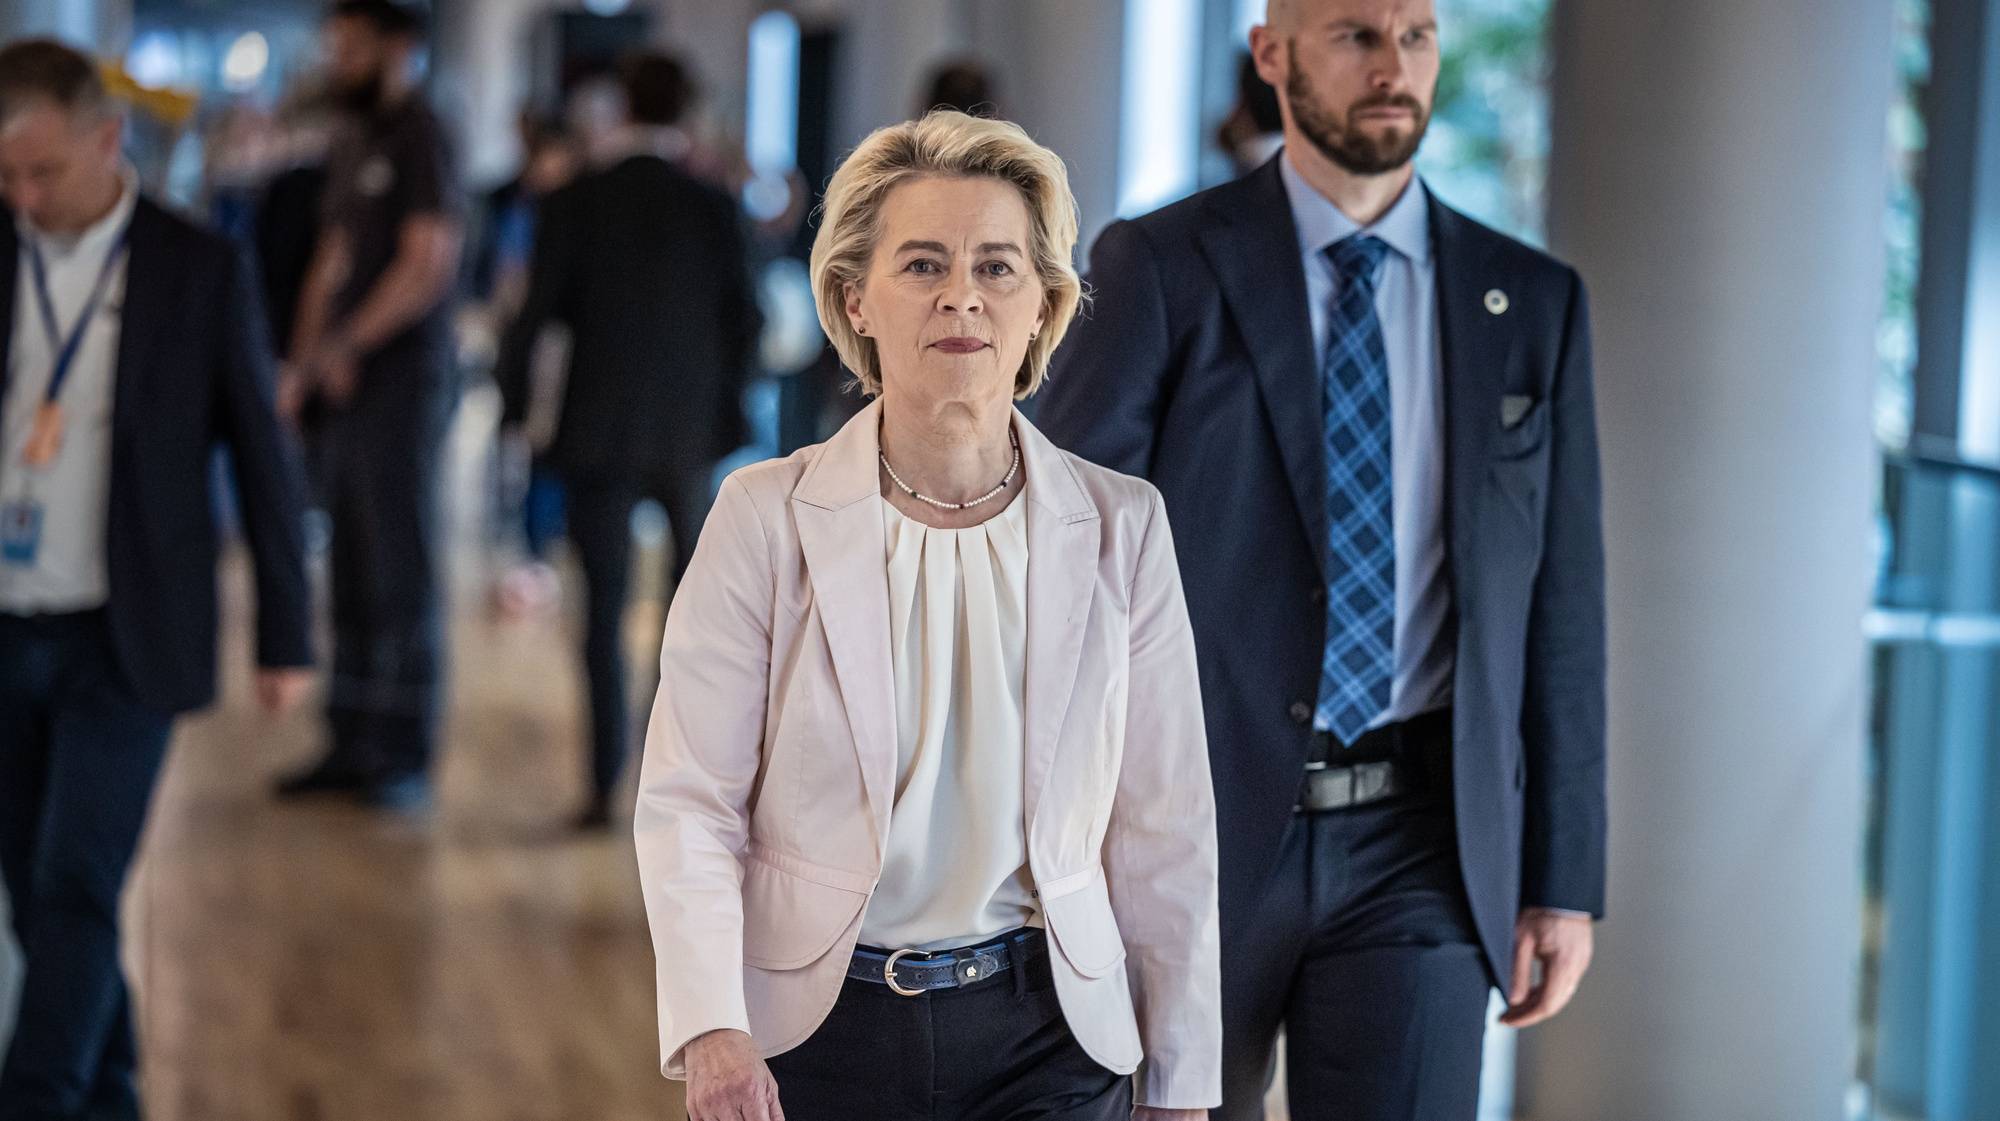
[
  {"xmin": 321, "ymin": 363, "xmax": 454, "ymax": 784},
  {"xmin": 564, "ymin": 467, "xmax": 711, "ymax": 800},
  {"xmin": 0, "ymin": 612, "xmax": 174, "ymax": 1121},
  {"xmin": 1212, "ymin": 724, "xmax": 1490, "ymax": 1121}
]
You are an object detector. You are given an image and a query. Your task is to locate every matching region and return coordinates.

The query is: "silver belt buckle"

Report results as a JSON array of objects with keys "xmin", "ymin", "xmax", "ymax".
[
  {"xmin": 883, "ymin": 947, "xmax": 926, "ymax": 997},
  {"xmin": 1354, "ymin": 760, "xmax": 1396, "ymax": 802},
  {"xmin": 1296, "ymin": 764, "xmax": 1357, "ymax": 812}
]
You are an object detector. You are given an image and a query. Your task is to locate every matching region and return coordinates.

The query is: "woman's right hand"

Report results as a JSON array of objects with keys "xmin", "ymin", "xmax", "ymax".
[{"xmin": 683, "ymin": 1029, "xmax": 786, "ymax": 1121}]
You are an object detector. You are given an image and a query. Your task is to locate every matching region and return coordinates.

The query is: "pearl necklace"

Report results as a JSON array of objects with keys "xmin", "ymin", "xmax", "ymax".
[{"xmin": 880, "ymin": 428, "xmax": 1022, "ymax": 511}]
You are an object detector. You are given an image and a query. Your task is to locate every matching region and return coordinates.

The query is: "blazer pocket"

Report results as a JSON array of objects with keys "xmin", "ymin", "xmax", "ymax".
[
  {"xmin": 1492, "ymin": 400, "xmax": 1550, "ymax": 460},
  {"xmin": 739, "ymin": 845, "xmax": 872, "ymax": 970},
  {"xmin": 1041, "ymin": 868, "xmax": 1129, "ymax": 979}
]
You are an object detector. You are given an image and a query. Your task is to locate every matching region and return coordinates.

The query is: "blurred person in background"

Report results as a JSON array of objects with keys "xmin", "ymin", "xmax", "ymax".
[
  {"xmin": 255, "ymin": 84, "xmax": 338, "ymax": 363},
  {"xmin": 480, "ymin": 114, "xmax": 579, "ymax": 620},
  {"xmin": 275, "ymin": 0, "xmax": 463, "ymax": 813},
  {"xmin": 254, "ymin": 84, "xmax": 338, "ymax": 517},
  {"xmin": 639, "ymin": 110, "xmax": 1218, "ymax": 1121},
  {"xmin": 483, "ymin": 116, "xmax": 580, "ymax": 316},
  {"xmin": 495, "ymin": 52, "xmax": 760, "ymax": 830},
  {"xmin": 469, "ymin": 109, "xmax": 580, "ymax": 308},
  {"xmin": 1217, "ymin": 51, "xmax": 1285, "ymax": 177},
  {"xmin": 1038, "ymin": 0, "xmax": 1606, "ymax": 1117},
  {"xmin": 200, "ymin": 102, "xmax": 279, "ymax": 242},
  {"xmin": 563, "ymin": 72, "xmax": 629, "ymax": 170},
  {"xmin": 468, "ymin": 108, "xmax": 543, "ymax": 303},
  {"xmin": 0, "ymin": 39, "xmax": 313, "ymax": 1120},
  {"xmin": 917, "ymin": 57, "xmax": 1000, "ymax": 119}
]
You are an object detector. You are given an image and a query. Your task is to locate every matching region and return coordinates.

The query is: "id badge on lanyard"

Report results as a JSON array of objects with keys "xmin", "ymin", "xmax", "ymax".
[
  {"xmin": 2, "ymin": 216, "xmax": 132, "ymax": 568},
  {"xmin": 0, "ymin": 497, "xmax": 41, "ymax": 565}
]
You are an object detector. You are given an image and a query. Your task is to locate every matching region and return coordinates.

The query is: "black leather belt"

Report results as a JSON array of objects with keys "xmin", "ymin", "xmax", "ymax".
[
  {"xmin": 1298, "ymin": 759, "xmax": 1405, "ymax": 812},
  {"xmin": 1296, "ymin": 709, "xmax": 1452, "ymax": 814},
  {"xmin": 848, "ymin": 929, "xmax": 1044, "ymax": 996}
]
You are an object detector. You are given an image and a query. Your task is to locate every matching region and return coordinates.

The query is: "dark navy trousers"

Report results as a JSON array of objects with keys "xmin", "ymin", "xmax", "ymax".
[
  {"xmin": 0, "ymin": 611, "xmax": 175, "ymax": 1121},
  {"xmin": 318, "ymin": 376, "xmax": 453, "ymax": 782},
  {"xmin": 1213, "ymin": 757, "xmax": 1493, "ymax": 1121}
]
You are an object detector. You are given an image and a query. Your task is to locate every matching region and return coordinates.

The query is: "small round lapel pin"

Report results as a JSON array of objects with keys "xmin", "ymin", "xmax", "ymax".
[{"xmin": 1484, "ymin": 289, "xmax": 1510, "ymax": 316}]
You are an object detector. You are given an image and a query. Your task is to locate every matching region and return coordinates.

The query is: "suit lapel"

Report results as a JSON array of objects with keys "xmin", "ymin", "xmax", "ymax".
[
  {"xmin": 1193, "ymin": 171, "xmax": 1515, "ymax": 615},
  {"xmin": 791, "ymin": 401, "xmax": 899, "ymax": 849},
  {"xmin": 1017, "ymin": 413, "xmax": 1099, "ymax": 837},
  {"xmin": 1429, "ymin": 198, "xmax": 1508, "ymax": 599},
  {"xmin": 1196, "ymin": 160, "xmax": 1328, "ymax": 584},
  {"xmin": 111, "ymin": 200, "xmax": 169, "ymax": 446}
]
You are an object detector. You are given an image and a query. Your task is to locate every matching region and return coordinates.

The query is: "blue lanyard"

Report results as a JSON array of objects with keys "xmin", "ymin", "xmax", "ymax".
[{"xmin": 22, "ymin": 215, "xmax": 134, "ymax": 406}]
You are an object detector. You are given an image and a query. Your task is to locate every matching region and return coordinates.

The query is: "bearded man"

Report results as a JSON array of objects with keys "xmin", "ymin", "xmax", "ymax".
[
  {"xmin": 274, "ymin": 0, "xmax": 462, "ymax": 812},
  {"xmin": 1037, "ymin": 1, "xmax": 1606, "ymax": 1116}
]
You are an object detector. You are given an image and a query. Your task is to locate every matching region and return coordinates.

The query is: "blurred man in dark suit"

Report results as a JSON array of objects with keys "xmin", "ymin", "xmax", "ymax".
[
  {"xmin": 1038, "ymin": 0, "xmax": 1606, "ymax": 1117},
  {"xmin": 0, "ymin": 39, "xmax": 313, "ymax": 1120},
  {"xmin": 495, "ymin": 53, "xmax": 761, "ymax": 829}
]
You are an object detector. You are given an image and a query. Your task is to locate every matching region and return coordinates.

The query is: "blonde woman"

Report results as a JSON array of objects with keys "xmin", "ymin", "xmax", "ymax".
[{"xmin": 634, "ymin": 112, "xmax": 1221, "ymax": 1121}]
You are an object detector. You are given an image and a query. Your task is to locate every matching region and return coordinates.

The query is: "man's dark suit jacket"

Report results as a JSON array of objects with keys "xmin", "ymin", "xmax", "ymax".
[
  {"xmin": 0, "ymin": 197, "xmax": 314, "ymax": 714},
  {"xmin": 495, "ymin": 154, "xmax": 763, "ymax": 478},
  {"xmin": 1037, "ymin": 156, "xmax": 1606, "ymax": 984}
]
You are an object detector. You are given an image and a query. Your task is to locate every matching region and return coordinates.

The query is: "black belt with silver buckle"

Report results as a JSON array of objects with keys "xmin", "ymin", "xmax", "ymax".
[
  {"xmin": 1297, "ymin": 759, "xmax": 1405, "ymax": 812},
  {"xmin": 1296, "ymin": 709, "xmax": 1452, "ymax": 814},
  {"xmin": 847, "ymin": 929, "xmax": 1044, "ymax": 996}
]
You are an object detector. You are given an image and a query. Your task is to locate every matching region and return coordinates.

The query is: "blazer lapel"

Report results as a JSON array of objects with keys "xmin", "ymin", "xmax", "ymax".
[
  {"xmin": 791, "ymin": 405, "xmax": 1104, "ymax": 853},
  {"xmin": 110, "ymin": 200, "xmax": 170, "ymax": 447},
  {"xmin": 1196, "ymin": 159, "xmax": 1328, "ymax": 584},
  {"xmin": 1016, "ymin": 412, "xmax": 1099, "ymax": 836},
  {"xmin": 791, "ymin": 400, "xmax": 899, "ymax": 849},
  {"xmin": 1429, "ymin": 198, "xmax": 1508, "ymax": 598}
]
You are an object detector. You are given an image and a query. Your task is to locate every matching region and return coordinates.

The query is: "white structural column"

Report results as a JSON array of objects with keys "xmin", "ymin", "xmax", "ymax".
[{"xmin": 1515, "ymin": 1, "xmax": 1896, "ymax": 1119}]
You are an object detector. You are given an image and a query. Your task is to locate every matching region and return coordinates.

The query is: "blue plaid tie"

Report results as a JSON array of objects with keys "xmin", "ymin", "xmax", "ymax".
[{"xmin": 1315, "ymin": 234, "xmax": 1395, "ymax": 744}]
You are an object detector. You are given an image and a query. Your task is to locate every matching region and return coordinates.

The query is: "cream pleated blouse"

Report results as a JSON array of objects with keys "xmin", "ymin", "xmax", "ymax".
[{"xmin": 856, "ymin": 492, "xmax": 1038, "ymax": 953}]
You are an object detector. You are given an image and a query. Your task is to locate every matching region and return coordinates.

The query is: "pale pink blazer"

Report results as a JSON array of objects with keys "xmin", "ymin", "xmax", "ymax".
[{"xmin": 634, "ymin": 399, "xmax": 1222, "ymax": 1109}]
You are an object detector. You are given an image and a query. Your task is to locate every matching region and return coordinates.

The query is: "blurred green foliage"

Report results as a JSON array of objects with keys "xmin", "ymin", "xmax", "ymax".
[{"xmin": 1417, "ymin": 0, "xmax": 1552, "ymax": 245}]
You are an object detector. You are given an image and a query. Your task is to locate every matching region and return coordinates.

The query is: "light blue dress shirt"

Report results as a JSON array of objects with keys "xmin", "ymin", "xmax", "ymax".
[{"xmin": 1280, "ymin": 154, "xmax": 1454, "ymax": 731}]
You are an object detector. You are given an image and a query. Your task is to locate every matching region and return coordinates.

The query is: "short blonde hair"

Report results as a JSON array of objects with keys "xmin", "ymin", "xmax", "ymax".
[{"xmin": 809, "ymin": 111, "xmax": 1082, "ymax": 399}]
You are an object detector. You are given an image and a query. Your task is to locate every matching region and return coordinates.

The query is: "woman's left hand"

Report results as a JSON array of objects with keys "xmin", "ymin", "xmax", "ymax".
[{"xmin": 1133, "ymin": 1109, "xmax": 1208, "ymax": 1121}]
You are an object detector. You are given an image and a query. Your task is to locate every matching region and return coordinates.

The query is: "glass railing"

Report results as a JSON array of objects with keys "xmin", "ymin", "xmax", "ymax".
[{"xmin": 1859, "ymin": 442, "xmax": 2000, "ymax": 1121}]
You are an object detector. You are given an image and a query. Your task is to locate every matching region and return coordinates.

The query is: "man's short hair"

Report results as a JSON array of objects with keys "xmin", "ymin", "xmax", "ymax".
[
  {"xmin": 0, "ymin": 39, "xmax": 111, "ymax": 125},
  {"xmin": 620, "ymin": 54, "xmax": 694, "ymax": 128},
  {"xmin": 327, "ymin": 0, "xmax": 429, "ymax": 40}
]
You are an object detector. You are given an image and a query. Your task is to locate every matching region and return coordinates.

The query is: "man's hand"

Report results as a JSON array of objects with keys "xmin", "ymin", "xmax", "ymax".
[
  {"xmin": 255, "ymin": 668, "xmax": 315, "ymax": 716},
  {"xmin": 275, "ymin": 363, "xmax": 309, "ymax": 423},
  {"xmin": 1500, "ymin": 908, "xmax": 1594, "ymax": 1028},
  {"xmin": 1134, "ymin": 1108, "xmax": 1209, "ymax": 1120},
  {"xmin": 310, "ymin": 336, "xmax": 361, "ymax": 406},
  {"xmin": 684, "ymin": 1029, "xmax": 785, "ymax": 1121}
]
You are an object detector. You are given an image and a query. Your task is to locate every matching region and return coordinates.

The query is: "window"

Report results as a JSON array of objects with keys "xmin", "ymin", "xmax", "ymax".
[
  {"xmin": 1416, "ymin": 0, "xmax": 1552, "ymax": 246},
  {"xmin": 1117, "ymin": 0, "xmax": 1205, "ymax": 216}
]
